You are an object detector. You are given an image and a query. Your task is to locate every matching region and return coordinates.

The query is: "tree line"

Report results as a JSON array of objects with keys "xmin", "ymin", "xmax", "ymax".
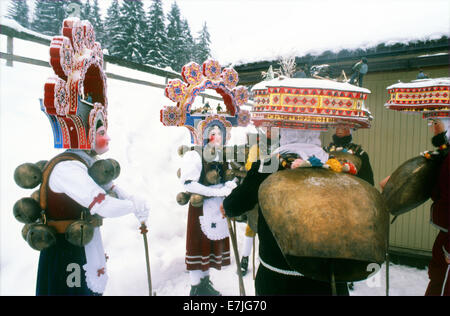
[{"xmin": 6, "ymin": 0, "xmax": 211, "ymax": 72}]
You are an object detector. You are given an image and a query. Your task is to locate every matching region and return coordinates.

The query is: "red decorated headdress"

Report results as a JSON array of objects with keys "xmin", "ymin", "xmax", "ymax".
[
  {"xmin": 385, "ymin": 77, "xmax": 450, "ymax": 120},
  {"xmin": 161, "ymin": 59, "xmax": 250, "ymax": 144},
  {"xmin": 251, "ymin": 78, "xmax": 372, "ymax": 131},
  {"xmin": 41, "ymin": 17, "xmax": 107, "ymax": 150}
]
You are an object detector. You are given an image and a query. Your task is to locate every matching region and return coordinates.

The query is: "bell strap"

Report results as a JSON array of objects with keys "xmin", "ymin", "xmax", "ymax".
[
  {"xmin": 47, "ymin": 214, "xmax": 103, "ymax": 234},
  {"xmin": 39, "ymin": 153, "xmax": 89, "ymax": 211}
]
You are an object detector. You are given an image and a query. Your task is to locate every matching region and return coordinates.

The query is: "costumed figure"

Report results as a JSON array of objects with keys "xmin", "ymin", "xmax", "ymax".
[
  {"xmin": 239, "ymin": 126, "xmax": 279, "ymax": 277},
  {"xmin": 161, "ymin": 59, "xmax": 251, "ymax": 295},
  {"xmin": 13, "ymin": 18, "xmax": 149, "ymax": 296},
  {"xmin": 382, "ymin": 77, "xmax": 450, "ymax": 296},
  {"xmin": 222, "ymin": 77, "xmax": 389, "ymax": 295},
  {"xmin": 325, "ymin": 124, "xmax": 374, "ymax": 185}
]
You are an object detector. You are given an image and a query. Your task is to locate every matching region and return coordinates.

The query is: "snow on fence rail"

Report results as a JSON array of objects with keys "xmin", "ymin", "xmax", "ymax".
[{"xmin": 0, "ymin": 23, "xmax": 248, "ymax": 105}]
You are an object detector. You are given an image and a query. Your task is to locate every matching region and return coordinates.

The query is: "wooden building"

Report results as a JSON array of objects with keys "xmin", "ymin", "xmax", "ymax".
[{"xmin": 235, "ymin": 36, "xmax": 449, "ymax": 261}]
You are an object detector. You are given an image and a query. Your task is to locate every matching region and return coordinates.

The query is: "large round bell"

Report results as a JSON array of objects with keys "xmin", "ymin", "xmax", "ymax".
[
  {"xmin": 331, "ymin": 151, "xmax": 362, "ymax": 172},
  {"xmin": 107, "ymin": 158, "xmax": 121, "ymax": 180},
  {"xmin": 88, "ymin": 159, "xmax": 115, "ymax": 185},
  {"xmin": 224, "ymin": 169, "xmax": 235, "ymax": 182},
  {"xmin": 205, "ymin": 170, "xmax": 220, "ymax": 185},
  {"xmin": 258, "ymin": 168, "xmax": 389, "ymax": 282},
  {"xmin": 13, "ymin": 197, "xmax": 41, "ymax": 224},
  {"xmin": 190, "ymin": 194, "xmax": 204, "ymax": 208},
  {"xmin": 176, "ymin": 192, "xmax": 191, "ymax": 205},
  {"xmin": 382, "ymin": 156, "xmax": 439, "ymax": 216},
  {"xmin": 14, "ymin": 163, "xmax": 42, "ymax": 189},
  {"xmin": 22, "ymin": 223, "xmax": 37, "ymax": 241},
  {"xmin": 65, "ymin": 220, "xmax": 95, "ymax": 247},
  {"xmin": 27, "ymin": 224, "xmax": 56, "ymax": 251}
]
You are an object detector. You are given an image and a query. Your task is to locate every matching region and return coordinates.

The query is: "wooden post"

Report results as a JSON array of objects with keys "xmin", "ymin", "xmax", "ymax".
[{"xmin": 7, "ymin": 36, "xmax": 13, "ymax": 67}]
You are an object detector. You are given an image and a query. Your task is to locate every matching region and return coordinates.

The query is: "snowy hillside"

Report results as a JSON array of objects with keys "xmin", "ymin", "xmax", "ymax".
[{"xmin": 0, "ymin": 58, "xmax": 429, "ymax": 296}]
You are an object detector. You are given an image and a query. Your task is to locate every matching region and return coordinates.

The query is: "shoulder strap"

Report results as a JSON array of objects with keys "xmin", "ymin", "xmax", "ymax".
[{"xmin": 39, "ymin": 153, "xmax": 89, "ymax": 211}]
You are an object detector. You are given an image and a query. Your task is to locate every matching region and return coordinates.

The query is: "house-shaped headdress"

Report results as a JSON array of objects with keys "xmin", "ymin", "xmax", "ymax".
[
  {"xmin": 385, "ymin": 77, "xmax": 450, "ymax": 120},
  {"xmin": 251, "ymin": 78, "xmax": 372, "ymax": 130}
]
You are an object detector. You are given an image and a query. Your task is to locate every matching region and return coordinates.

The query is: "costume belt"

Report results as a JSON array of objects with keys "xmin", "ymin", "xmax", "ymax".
[
  {"xmin": 47, "ymin": 214, "xmax": 103, "ymax": 234},
  {"xmin": 259, "ymin": 257, "xmax": 304, "ymax": 277}
]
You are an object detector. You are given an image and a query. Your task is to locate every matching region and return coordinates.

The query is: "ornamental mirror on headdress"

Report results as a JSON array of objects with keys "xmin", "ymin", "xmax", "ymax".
[
  {"xmin": 161, "ymin": 59, "xmax": 250, "ymax": 145},
  {"xmin": 40, "ymin": 17, "xmax": 108, "ymax": 150},
  {"xmin": 251, "ymin": 77, "xmax": 372, "ymax": 131},
  {"xmin": 385, "ymin": 77, "xmax": 450, "ymax": 121}
]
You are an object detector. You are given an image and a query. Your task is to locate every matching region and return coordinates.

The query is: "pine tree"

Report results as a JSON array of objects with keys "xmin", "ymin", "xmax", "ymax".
[
  {"xmin": 115, "ymin": 0, "xmax": 148, "ymax": 63},
  {"xmin": 104, "ymin": 0, "xmax": 122, "ymax": 56},
  {"xmin": 31, "ymin": 0, "xmax": 66, "ymax": 36},
  {"xmin": 7, "ymin": 0, "xmax": 30, "ymax": 28},
  {"xmin": 81, "ymin": 0, "xmax": 92, "ymax": 21},
  {"xmin": 90, "ymin": 0, "xmax": 105, "ymax": 47},
  {"xmin": 179, "ymin": 18, "xmax": 194, "ymax": 66},
  {"xmin": 194, "ymin": 22, "xmax": 211, "ymax": 64},
  {"xmin": 145, "ymin": 0, "xmax": 169, "ymax": 68},
  {"xmin": 166, "ymin": 1, "xmax": 184, "ymax": 72}
]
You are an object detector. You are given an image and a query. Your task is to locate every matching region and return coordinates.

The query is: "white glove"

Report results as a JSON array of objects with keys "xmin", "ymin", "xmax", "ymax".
[
  {"xmin": 131, "ymin": 196, "xmax": 150, "ymax": 223},
  {"xmin": 217, "ymin": 186, "xmax": 233, "ymax": 197},
  {"xmin": 185, "ymin": 181, "xmax": 233, "ymax": 197},
  {"xmin": 224, "ymin": 180, "xmax": 237, "ymax": 190},
  {"xmin": 112, "ymin": 185, "xmax": 132, "ymax": 200}
]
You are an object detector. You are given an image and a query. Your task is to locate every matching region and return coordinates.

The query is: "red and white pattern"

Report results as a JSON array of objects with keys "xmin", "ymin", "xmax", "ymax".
[
  {"xmin": 221, "ymin": 68, "xmax": 239, "ymax": 89},
  {"xmin": 182, "ymin": 62, "xmax": 203, "ymax": 86},
  {"xmin": 232, "ymin": 86, "xmax": 249, "ymax": 107},
  {"xmin": 251, "ymin": 78, "xmax": 372, "ymax": 130},
  {"xmin": 160, "ymin": 106, "xmax": 183, "ymax": 127},
  {"xmin": 161, "ymin": 59, "xmax": 250, "ymax": 145},
  {"xmin": 385, "ymin": 78, "xmax": 450, "ymax": 118},
  {"xmin": 165, "ymin": 79, "xmax": 187, "ymax": 103},
  {"xmin": 202, "ymin": 59, "xmax": 221, "ymax": 81},
  {"xmin": 88, "ymin": 103, "xmax": 108, "ymax": 146}
]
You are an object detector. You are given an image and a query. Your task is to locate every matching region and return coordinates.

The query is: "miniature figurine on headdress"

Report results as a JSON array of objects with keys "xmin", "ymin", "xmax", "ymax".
[
  {"xmin": 162, "ymin": 59, "xmax": 250, "ymax": 295},
  {"xmin": 382, "ymin": 77, "xmax": 450, "ymax": 296},
  {"xmin": 13, "ymin": 17, "xmax": 149, "ymax": 296}
]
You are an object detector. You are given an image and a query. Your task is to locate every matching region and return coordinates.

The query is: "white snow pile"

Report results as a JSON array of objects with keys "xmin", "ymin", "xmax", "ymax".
[{"xmin": 0, "ymin": 57, "xmax": 430, "ymax": 296}]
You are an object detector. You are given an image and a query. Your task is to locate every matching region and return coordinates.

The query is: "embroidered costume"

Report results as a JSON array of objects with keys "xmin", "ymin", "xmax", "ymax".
[{"xmin": 17, "ymin": 17, "xmax": 150, "ymax": 296}]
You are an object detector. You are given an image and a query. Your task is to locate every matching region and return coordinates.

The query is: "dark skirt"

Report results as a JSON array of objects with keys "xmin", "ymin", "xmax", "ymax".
[
  {"xmin": 186, "ymin": 203, "xmax": 231, "ymax": 271},
  {"xmin": 255, "ymin": 264, "xmax": 349, "ymax": 296},
  {"xmin": 36, "ymin": 234, "xmax": 100, "ymax": 296},
  {"xmin": 425, "ymin": 231, "xmax": 449, "ymax": 296}
]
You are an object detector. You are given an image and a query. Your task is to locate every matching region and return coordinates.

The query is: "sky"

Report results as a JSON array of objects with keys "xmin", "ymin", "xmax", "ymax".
[{"xmin": 0, "ymin": 0, "xmax": 449, "ymax": 64}]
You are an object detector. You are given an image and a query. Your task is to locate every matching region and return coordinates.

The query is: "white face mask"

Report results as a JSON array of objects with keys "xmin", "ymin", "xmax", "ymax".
[
  {"xmin": 274, "ymin": 128, "xmax": 329, "ymax": 164},
  {"xmin": 279, "ymin": 128, "xmax": 322, "ymax": 147}
]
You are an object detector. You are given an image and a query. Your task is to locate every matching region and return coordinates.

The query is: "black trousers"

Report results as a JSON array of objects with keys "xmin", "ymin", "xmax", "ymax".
[{"xmin": 255, "ymin": 264, "xmax": 349, "ymax": 296}]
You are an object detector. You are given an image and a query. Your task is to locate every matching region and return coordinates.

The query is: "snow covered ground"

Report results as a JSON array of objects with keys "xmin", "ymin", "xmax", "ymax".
[{"xmin": 0, "ymin": 50, "xmax": 430, "ymax": 296}]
